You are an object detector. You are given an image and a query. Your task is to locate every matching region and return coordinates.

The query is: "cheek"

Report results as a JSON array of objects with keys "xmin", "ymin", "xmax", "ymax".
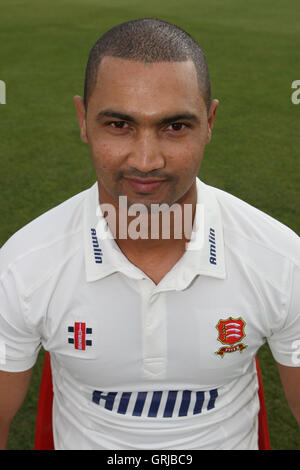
[
  {"xmin": 89, "ymin": 139, "xmax": 127, "ymax": 171},
  {"xmin": 164, "ymin": 139, "xmax": 203, "ymax": 171}
]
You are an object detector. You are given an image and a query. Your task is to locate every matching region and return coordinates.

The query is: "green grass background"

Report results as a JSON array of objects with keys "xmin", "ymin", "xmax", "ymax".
[{"xmin": 0, "ymin": 0, "xmax": 299, "ymax": 450}]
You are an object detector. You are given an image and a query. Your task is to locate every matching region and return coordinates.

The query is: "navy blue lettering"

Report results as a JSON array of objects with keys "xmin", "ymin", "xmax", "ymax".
[
  {"xmin": 148, "ymin": 391, "xmax": 163, "ymax": 417},
  {"xmin": 207, "ymin": 388, "xmax": 218, "ymax": 410},
  {"xmin": 163, "ymin": 391, "xmax": 178, "ymax": 418},
  {"xmin": 91, "ymin": 388, "xmax": 219, "ymax": 417},
  {"xmin": 90, "ymin": 227, "xmax": 103, "ymax": 264},
  {"xmin": 209, "ymin": 227, "xmax": 217, "ymax": 265},
  {"xmin": 117, "ymin": 392, "xmax": 132, "ymax": 414},
  {"xmin": 193, "ymin": 390, "xmax": 205, "ymax": 414},
  {"xmin": 132, "ymin": 392, "xmax": 147, "ymax": 416},
  {"xmin": 178, "ymin": 390, "xmax": 191, "ymax": 417},
  {"xmin": 92, "ymin": 391, "xmax": 117, "ymax": 410}
]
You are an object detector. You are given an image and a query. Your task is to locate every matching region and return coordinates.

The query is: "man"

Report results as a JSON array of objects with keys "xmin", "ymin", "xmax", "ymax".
[{"xmin": 0, "ymin": 18, "xmax": 299, "ymax": 450}]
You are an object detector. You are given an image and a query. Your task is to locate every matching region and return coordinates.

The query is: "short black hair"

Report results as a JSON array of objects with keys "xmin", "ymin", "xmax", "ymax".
[{"xmin": 83, "ymin": 18, "xmax": 211, "ymax": 112}]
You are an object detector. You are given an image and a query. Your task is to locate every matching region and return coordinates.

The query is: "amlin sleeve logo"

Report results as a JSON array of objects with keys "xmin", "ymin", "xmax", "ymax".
[{"xmin": 215, "ymin": 317, "xmax": 247, "ymax": 357}]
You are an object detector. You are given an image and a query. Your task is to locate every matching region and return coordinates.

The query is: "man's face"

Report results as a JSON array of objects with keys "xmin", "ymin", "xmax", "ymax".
[{"xmin": 75, "ymin": 56, "xmax": 218, "ymax": 209}]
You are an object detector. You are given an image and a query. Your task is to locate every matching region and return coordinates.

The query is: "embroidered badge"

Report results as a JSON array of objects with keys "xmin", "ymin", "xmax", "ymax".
[
  {"xmin": 215, "ymin": 317, "xmax": 247, "ymax": 357},
  {"xmin": 68, "ymin": 322, "xmax": 92, "ymax": 350}
]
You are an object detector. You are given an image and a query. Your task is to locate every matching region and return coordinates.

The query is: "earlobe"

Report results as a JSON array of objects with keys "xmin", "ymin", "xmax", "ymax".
[{"xmin": 74, "ymin": 95, "xmax": 88, "ymax": 143}]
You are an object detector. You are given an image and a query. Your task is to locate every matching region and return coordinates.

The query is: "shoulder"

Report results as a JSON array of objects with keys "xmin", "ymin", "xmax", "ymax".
[
  {"xmin": 0, "ymin": 186, "xmax": 91, "ymax": 280},
  {"xmin": 209, "ymin": 184, "xmax": 299, "ymax": 265}
]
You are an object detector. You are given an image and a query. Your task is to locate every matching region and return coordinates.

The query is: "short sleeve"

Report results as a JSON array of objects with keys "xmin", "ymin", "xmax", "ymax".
[
  {"xmin": 267, "ymin": 262, "xmax": 300, "ymax": 367},
  {"xmin": 0, "ymin": 266, "xmax": 42, "ymax": 372}
]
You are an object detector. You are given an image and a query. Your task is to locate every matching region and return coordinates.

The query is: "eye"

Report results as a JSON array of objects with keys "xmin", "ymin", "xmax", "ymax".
[
  {"xmin": 167, "ymin": 122, "xmax": 188, "ymax": 132},
  {"xmin": 107, "ymin": 121, "xmax": 129, "ymax": 129}
]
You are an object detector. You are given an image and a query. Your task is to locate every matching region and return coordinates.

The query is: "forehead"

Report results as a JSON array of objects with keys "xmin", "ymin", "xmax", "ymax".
[{"xmin": 89, "ymin": 56, "xmax": 205, "ymax": 114}]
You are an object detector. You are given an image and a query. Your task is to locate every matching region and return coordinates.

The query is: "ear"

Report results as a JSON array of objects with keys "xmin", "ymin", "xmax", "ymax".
[
  {"xmin": 74, "ymin": 95, "xmax": 88, "ymax": 143},
  {"xmin": 206, "ymin": 99, "xmax": 219, "ymax": 144}
]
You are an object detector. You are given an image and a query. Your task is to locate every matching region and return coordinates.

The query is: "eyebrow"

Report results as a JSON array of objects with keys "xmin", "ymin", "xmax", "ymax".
[{"xmin": 96, "ymin": 109, "xmax": 200, "ymax": 125}]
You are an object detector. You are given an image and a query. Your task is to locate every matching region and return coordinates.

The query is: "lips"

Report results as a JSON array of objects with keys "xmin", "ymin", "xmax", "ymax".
[{"xmin": 123, "ymin": 177, "xmax": 167, "ymax": 193}]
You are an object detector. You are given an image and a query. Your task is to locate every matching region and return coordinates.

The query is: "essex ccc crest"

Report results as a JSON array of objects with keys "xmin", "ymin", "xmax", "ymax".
[{"xmin": 215, "ymin": 317, "xmax": 247, "ymax": 357}]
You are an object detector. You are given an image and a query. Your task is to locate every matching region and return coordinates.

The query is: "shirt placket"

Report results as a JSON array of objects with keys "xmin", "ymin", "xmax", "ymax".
[{"xmin": 139, "ymin": 279, "xmax": 167, "ymax": 379}]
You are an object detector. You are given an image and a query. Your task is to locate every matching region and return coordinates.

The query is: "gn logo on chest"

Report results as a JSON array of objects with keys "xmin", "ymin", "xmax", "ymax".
[
  {"xmin": 68, "ymin": 322, "xmax": 92, "ymax": 350},
  {"xmin": 215, "ymin": 317, "xmax": 247, "ymax": 357}
]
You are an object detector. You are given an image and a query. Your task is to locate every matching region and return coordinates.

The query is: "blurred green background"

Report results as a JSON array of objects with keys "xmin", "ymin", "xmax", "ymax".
[{"xmin": 0, "ymin": 0, "xmax": 299, "ymax": 450}]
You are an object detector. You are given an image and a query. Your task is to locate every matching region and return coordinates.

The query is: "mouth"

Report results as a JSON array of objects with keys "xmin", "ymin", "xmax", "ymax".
[{"xmin": 123, "ymin": 177, "xmax": 168, "ymax": 193}]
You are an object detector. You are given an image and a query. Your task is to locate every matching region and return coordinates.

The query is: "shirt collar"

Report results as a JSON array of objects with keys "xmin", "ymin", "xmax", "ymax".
[{"xmin": 83, "ymin": 177, "xmax": 226, "ymax": 287}]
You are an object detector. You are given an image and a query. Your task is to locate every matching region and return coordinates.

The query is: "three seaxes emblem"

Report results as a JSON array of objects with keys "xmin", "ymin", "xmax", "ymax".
[{"xmin": 215, "ymin": 317, "xmax": 247, "ymax": 357}]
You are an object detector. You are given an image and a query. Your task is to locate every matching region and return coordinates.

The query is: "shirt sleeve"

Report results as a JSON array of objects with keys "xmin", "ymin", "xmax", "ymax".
[
  {"xmin": 0, "ymin": 265, "xmax": 42, "ymax": 372},
  {"xmin": 267, "ymin": 262, "xmax": 300, "ymax": 367}
]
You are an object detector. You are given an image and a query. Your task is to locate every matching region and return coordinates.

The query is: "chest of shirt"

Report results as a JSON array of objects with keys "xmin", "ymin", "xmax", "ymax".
[{"xmin": 39, "ymin": 262, "xmax": 273, "ymax": 391}]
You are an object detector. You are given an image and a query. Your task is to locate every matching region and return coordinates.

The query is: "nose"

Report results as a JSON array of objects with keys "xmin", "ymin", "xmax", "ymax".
[{"xmin": 126, "ymin": 130, "xmax": 165, "ymax": 174}]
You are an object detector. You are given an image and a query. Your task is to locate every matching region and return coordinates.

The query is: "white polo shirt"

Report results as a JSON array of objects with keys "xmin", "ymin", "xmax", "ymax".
[{"xmin": 0, "ymin": 177, "xmax": 299, "ymax": 450}]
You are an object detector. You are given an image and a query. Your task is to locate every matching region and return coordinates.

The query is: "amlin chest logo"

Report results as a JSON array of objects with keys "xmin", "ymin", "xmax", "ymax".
[{"xmin": 215, "ymin": 317, "xmax": 247, "ymax": 357}]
